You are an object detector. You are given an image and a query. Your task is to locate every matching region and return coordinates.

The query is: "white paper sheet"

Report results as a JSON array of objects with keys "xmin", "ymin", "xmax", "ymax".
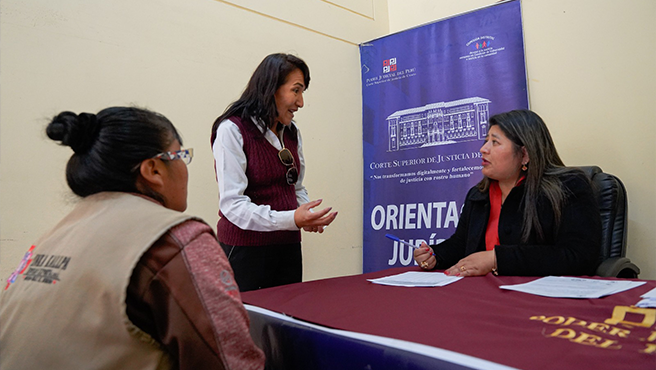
[
  {"xmin": 636, "ymin": 287, "xmax": 656, "ymax": 307},
  {"xmin": 499, "ymin": 276, "xmax": 646, "ymax": 299},
  {"xmin": 636, "ymin": 297, "xmax": 656, "ymax": 308},
  {"xmin": 367, "ymin": 271, "xmax": 463, "ymax": 287},
  {"xmin": 640, "ymin": 287, "xmax": 656, "ymax": 298}
]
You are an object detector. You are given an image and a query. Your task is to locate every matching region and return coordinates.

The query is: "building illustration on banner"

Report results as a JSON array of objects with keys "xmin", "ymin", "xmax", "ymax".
[{"xmin": 386, "ymin": 97, "xmax": 490, "ymax": 152}]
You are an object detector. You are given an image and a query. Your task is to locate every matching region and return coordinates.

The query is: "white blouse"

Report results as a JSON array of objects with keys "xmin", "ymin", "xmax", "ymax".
[{"xmin": 212, "ymin": 117, "xmax": 310, "ymax": 232}]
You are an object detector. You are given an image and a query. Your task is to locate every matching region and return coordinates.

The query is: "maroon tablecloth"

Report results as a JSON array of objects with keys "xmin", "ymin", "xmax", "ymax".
[{"xmin": 242, "ymin": 267, "xmax": 656, "ymax": 370}]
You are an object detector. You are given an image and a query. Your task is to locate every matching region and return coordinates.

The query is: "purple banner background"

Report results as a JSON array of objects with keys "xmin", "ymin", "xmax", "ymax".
[{"xmin": 359, "ymin": 0, "xmax": 529, "ymax": 273}]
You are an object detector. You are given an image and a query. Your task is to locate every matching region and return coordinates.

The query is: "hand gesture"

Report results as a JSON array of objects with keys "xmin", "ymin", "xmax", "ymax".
[{"xmin": 294, "ymin": 199, "xmax": 338, "ymax": 233}]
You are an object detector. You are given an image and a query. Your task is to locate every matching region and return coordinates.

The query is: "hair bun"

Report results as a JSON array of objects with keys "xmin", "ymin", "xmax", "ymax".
[{"xmin": 46, "ymin": 111, "xmax": 100, "ymax": 154}]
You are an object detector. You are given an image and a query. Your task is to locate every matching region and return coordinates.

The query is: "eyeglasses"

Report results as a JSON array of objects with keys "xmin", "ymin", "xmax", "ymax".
[
  {"xmin": 154, "ymin": 148, "xmax": 194, "ymax": 165},
  {"xmin": 278, "ymin": 148, "xmax": 298, "ymax": 185}
]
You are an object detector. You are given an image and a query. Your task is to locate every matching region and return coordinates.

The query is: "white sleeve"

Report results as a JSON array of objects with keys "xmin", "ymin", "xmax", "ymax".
[
  {"xmin": 213, "ymin": 119, "xmax": 299, "ymax": 232},
  {"xmin": 294, "ymin": 126, "xmax": 310, "ymax": 206}
]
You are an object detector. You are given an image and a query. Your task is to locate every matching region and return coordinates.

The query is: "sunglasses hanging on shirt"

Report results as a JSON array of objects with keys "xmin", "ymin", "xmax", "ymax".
[{"xmin": 278, "ymin": 148, "xmax": 298, "ymax": 185}]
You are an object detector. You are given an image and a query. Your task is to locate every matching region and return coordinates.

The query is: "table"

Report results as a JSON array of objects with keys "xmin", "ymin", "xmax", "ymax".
[{"xmin": 241, "ymin": 267, "xmax": 656, "ymax": 370}]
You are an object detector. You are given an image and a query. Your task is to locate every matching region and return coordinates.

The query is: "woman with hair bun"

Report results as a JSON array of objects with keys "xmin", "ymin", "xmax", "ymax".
[
  {"xmin": 414, "ymin": 109, "xmax": 602, "ymax": 277},
  {"xmin": 0, "ymin": 107, "xmax": 264, "ymax": 370}
]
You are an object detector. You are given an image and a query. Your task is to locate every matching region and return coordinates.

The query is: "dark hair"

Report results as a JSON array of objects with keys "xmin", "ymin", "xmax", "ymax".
[
  {"xmin": 477, "ymin": 109, "xmax": 582, "ymax": 242},
  {"xmin": 46, "ymin": 107, "xmax": 182, "ymax": 200},
  {"xmin": 210, "ymin": 53, "xmax": 310, "ymax": 145}
]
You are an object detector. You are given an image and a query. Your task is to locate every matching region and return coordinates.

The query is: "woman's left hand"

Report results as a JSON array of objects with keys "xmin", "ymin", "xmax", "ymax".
[
  {"xmin": 303, "ymin": 225, "xmax": 325, "ymax": 233},
  {"xmin": 445, "ymin": 250, "xmax": 496, "ymax": 277},
  {"xmin": 295, "ymin": 199, "xmax": 338, "ymax": 233}
]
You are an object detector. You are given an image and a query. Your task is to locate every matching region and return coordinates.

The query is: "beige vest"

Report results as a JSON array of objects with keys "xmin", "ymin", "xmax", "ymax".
[{"xmin": 0, "ymin": 192, "xmax": 194, "ymax": 370}]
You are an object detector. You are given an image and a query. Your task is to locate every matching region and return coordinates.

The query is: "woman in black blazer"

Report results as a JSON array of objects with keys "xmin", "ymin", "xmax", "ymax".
[{"xmin": 414, "ymin": 110, "xmax": 601, "ymax": 277}]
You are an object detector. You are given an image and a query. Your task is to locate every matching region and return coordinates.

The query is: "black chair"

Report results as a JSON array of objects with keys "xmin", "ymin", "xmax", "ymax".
[{"xmin": 575, "ymin": 166, "xmax": 640, "ymax": 278}]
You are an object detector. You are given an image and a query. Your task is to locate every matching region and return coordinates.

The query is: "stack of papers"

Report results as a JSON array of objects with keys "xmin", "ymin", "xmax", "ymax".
[
  {"xmin": 499, "ymin": 276, "xmax": 646, "ymax": 298},
  {"xmin": 367, "ymin": 271, "xmax": 462, "ymax": 287},
  {"xmin": 636, "ymin": 287, "xmax": 656, "ymax": 308}
]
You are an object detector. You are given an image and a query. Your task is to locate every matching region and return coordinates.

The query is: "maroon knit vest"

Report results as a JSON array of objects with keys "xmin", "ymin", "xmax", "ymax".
[{"xmin": 217, "ymin": 116, "xmax": 302, "ymax": 246}]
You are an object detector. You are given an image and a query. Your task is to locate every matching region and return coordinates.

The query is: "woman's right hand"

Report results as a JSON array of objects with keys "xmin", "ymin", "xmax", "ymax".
[
  {"xmin": 414, "ymin": 242, "xmax": 436, "ymax": 270},
  {"xmin": 294, "ymin": 199, "xmax": 338, "ymax": 233}
]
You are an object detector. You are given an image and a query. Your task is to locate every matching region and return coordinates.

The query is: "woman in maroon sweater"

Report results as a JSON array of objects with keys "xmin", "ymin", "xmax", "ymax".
[{"xmin": 211, "ymin": 54, "xmax": 338, "ymax": 292}]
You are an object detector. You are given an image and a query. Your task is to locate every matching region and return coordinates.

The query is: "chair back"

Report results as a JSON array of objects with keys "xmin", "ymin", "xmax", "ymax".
[
  {"xmin": 577, "ymin": 166, "xmax": 628, "ymax": 259},
  {"xmin": 575, "ymin": 166, "xmax": 638, "ymax": 277}
]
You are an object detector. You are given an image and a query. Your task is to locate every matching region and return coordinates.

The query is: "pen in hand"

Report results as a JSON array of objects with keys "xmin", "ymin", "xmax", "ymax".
[
  {"xmin": 385, "ymin": 234, "xmax": 420, "ymax": 249},
  {"xmin": 385, "ymin": 234, "xmax": 434, "ymax": 256}
]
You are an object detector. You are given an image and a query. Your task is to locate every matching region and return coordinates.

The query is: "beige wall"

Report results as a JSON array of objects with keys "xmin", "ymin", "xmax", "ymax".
[
  {"xmin": 389, "ymin": 0, "xmax": 656, "ymax": 279},
  {"xmin": 2, "ymin": 0, "xmax": 655, "ymax": 283},
  {"xmin": 0, "ymin": 0, "xmax": 388, "ymax": 283}
]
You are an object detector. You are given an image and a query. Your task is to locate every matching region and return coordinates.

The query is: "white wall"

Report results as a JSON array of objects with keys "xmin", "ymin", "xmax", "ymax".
[
  {"xmin": 388, "ymin": 0, "xmax": 656, "ymax": 279},
  {"xmin": 0, "ymin": 0, "xmax": 388, "ymax": 283}
]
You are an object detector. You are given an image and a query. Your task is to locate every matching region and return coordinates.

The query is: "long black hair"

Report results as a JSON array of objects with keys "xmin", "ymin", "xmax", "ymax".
[
  {"xmin": 46, "ymin": 107, "xmax": 181, "ymax": 200},
  {"xmin": 477, "ymin": 109, "xmax": 582, "ymax": 242},
  {"xmin": 210, "ymin": 53, "xmax": 310, "ymax": 146}
]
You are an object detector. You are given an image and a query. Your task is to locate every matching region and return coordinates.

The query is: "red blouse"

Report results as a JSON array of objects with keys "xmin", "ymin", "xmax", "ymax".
[{"xmin": 485, "ymin": 177, "xmax": 525, "ymax": 251}]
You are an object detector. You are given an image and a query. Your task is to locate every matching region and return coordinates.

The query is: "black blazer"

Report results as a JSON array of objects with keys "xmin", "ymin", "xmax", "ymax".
[{"xmin": 433, "ymin": 172, "xmax": 601, "ymax": 276}]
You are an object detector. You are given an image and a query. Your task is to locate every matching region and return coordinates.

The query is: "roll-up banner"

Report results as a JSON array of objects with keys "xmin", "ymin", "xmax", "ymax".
[{"xmin": 359, "ymin": 0, "xmax": 529, "ymax": 273}]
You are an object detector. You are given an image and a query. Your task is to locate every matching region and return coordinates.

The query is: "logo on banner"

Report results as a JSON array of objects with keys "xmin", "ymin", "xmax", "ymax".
[
  {"xmin": 383, "ymin": 58, "xmax": 397, "ymax": 73},
  {"xmin": 461, "ymin": 35, "xmax": 506, "ymax": 61},
  {"xmin": 467, "ymin": 35, "xmax": 495, "ymax": 50},
  {"xmin": 472, "ymin": 38, "xmax": 492, "ymax": 50},
  {"xmin": 363, "ymin": 57, "xmax": 417, "ymax": 88}
]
